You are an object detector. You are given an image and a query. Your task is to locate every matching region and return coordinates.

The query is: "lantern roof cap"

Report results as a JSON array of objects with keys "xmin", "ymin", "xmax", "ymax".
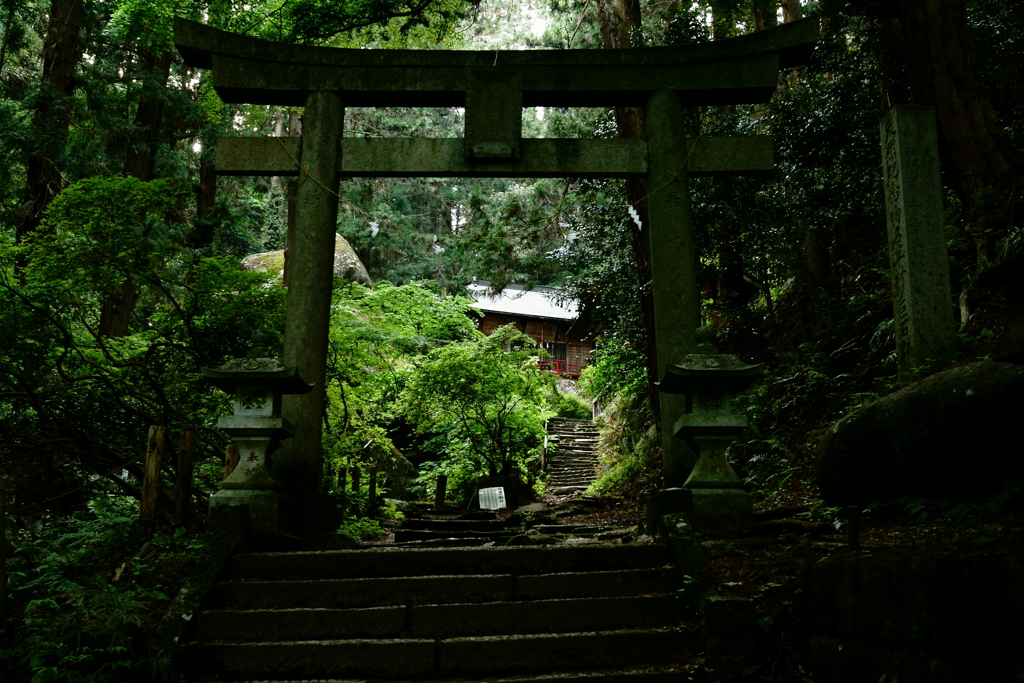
[
  {"xmin": 202, "ymin": 330, "xmax": 314, "ymax": 394},
  {"xmin": 657, "ymin": 327, "xmax": 762, "ymax": 393}
]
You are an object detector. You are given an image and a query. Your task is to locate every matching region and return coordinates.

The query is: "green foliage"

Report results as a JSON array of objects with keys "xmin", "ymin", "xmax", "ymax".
[
  {"xmin": 0, "ymin": 176, "xmax": 286, "ymax": 515},
  {"xmin": 897, "ymin": 476, "xmax": 1024, "ymax": 524},
  {"xmin": 578, "ymin": 337, "xmax": 648, "ymax": 409},
  {"xmin": 585, "ymin": 393, "xmax": 660, "ymax": 498},
  {"xmin": 548, "ymin": 390, "xmax": 591, "ymax": 420},
  {"xmin": 4, "ymin": 497, "xmax": 174, "ymax": 682},
  {"xmin": 401, "ymin": 325, "xmax": 552, "ymax": 480},
  {"xmin": 283, "ymin": 0, "xmax": 474, "ymax": 46},
  {"xmin": 321, "ymin": 281, "xmax": 478, "ymax": 484},
  {"xmin": 337, "ymin": 516, "xmax": 387, "ymax": 542}
]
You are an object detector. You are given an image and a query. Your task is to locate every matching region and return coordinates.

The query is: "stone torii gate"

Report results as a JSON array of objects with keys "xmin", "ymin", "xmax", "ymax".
[{"xmin": 174, "ymin": 17, "xmax": 819, "ymax": 530}]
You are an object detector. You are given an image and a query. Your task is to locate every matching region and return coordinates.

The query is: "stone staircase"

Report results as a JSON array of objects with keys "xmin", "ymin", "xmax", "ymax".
[
  {"xmin": 391, "ymin": 508, "xmax": 518, "ymax": 547},
  {"xmin": 545, "ymin": 417, "xmax": 601, "ymax": 494},
  {"xmin": 176, "ymin": 544, "xmax": 698, "ymax": 681}
]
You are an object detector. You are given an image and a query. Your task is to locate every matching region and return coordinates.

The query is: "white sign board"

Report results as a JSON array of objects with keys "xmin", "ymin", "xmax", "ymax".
[{"xmin": 478, "ymin": 486, "xmax": 506, "ymax": 510}]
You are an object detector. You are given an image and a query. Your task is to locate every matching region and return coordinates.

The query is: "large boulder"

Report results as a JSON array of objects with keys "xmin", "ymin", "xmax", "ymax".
[
  {"xmin": 815, "ymin": 360, "xmax": 1023, "ymax": 506},
  {"xmin": 241, "ymin": 234, "xmax": 372, "ymax": 286}
]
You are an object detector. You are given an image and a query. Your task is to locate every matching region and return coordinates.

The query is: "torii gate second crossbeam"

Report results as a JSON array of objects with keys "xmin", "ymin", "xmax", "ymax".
[{"xmin": 174, "ymin": 17, "xmax": 819, "ymax": 533}]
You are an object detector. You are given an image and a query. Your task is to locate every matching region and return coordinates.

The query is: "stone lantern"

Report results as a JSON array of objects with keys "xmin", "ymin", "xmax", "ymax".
[
  {"xmin": 657, "ymin": 327, "xmax": 761, "ymax": 537},
  {"xmin": 202, "ymin": 330, "xmax": 312, "ymax": 535}
]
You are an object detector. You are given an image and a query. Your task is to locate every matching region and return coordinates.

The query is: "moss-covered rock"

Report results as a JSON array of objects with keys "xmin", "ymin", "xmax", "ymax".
[
  {"xmin": 815, "ymin": 360, "xmax": 1024, "ymax": 505},
  {"xmin": 241, "ymin": 234, "xmax": 371, "ymax": 286}
]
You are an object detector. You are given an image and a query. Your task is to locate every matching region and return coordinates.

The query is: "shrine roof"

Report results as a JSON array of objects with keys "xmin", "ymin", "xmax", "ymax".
[{"xmin": 467, "ymin": 282, "xmax": 578, "ymax": 322}]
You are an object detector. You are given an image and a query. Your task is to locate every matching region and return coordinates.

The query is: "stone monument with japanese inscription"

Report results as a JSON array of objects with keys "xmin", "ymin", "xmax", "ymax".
[{"xmin": 880, "ymin": 105, "xmax": 955, "ymax": 375}]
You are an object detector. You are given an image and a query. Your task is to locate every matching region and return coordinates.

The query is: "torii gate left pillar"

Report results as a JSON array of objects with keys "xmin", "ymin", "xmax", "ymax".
[{"xmin": 278, "ymin": 90, "xmax": 342, "ymax": 500}]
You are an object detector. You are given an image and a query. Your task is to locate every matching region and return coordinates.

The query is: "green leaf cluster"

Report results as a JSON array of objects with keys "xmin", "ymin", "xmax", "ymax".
[{"xmin": 400, "ymin": 325, "xmax": 553, "ymax": 488}]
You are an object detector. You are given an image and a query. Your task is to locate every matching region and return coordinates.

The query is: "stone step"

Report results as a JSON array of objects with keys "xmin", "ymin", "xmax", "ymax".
[
  {"xmin": 394, "ymin": 529, "xmax": 517, "ymax": 543},
  {"xmin": 396, "ymin": 669, "xmax": 694, "ymax": 683},
  {"xmin": 549, "ymin": 485, "xmax": 589, "ymax": 494},
  {"xmin": 403, "ymin": 519, "xmax": 510, "ymax": 532},
  {"xmin": 532, "ymin": 524, "xmax": 613, "ymax": 534},
  {"xmin": 374, "ymin": 538, "xmax": 494, "ymax": 548},
  {"xmin": 231, "ymin": 544, "xmax": 671, "ymax": 581},
  {"xmin": 210, "ymin": 567, "xmax": 679, "ymax": 611},
  {"xmin": 194, "ymin": 595, "xmax": 688, "ymax": 642},
  {"xmin": 210, "ymin": 669, "xmax": 695, "ymax": 683},
  {"xmin": 178, "ymin": 628, "xmax": 691, "ymax": 680}
]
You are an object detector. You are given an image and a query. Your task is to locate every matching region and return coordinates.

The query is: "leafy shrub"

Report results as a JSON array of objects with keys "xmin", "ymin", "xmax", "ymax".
[
  {"xmin": 401, "ymin": 325, "xmax": 551, "ymax": 479},
  {"xmin": 4, "ymin": 496, "xmax": 173, "ymax": 682},
  {"xmin": 337, "ymin": 517, "xmax": 387, "ymax": 542},
  {"xmin": 549, "ymin": 391, "xmax": 592, "ymax": 420}
]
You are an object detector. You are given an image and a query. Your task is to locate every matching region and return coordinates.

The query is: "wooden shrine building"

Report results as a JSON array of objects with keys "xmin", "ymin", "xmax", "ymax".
[{"xmin": 468, "ymin": 282, "xmax": 593, "ymax": 379}]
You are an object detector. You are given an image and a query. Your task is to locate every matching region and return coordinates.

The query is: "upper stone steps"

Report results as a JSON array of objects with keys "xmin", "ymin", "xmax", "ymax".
[{"xmin": 544, "ymin": 417, "xmax": 602, "ymax": 491}]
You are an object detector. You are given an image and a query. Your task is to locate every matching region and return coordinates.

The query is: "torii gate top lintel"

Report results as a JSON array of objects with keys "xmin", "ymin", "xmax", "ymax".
[{"xmin": 174, "ymin": 16, "xmax": 819, "ymax": 108}]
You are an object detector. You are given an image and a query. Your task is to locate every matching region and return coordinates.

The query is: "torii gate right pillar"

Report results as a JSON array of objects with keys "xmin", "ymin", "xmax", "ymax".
[{"xmin": 646, "ymin": 90, "xmax": 702, "ymax": 486}]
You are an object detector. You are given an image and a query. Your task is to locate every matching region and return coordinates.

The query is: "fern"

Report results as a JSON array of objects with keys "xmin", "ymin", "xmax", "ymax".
[{"xmin": 6, "ymin": 496, "xmax": 172, "ymax": 682}]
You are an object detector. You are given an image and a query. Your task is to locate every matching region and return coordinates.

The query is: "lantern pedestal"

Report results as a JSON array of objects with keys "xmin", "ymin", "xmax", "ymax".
[
  {"xmin": 203, "ymin": 331, "xmax": 313, "ymax": 540},
  {"xmin": 210, "ymin": 489, "xmax": 293, "ymax": 536}
]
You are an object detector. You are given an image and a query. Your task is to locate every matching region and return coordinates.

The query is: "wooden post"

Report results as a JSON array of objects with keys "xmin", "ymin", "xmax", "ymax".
[
  {"xmin": 433, "ymin": 474, "xmax": 448, "ymax": 511},
  {"xmin": 224, "ymin": 443, "xmax": 240, "ymax": 480},
  {"xmin": 351, "ymin": 466, "xmax": 361, "ymax": 518},
  {"xmin": 140, "ymin": 426, "xmax": 166, "ymax": 537},
  {"xmin": 173, "ymin": 430, "xmax": 195, "ymax": 528},
  {"xmin": 846, "ymin": 506, "xmax": 861, "ymax": 550},
  {"xmin": 337, "ymin": 466, "xmax": 348, "ymax": 515},
  {"xmin": 367, "ymin": 466, "xmax": 379, "ymax": 514}
]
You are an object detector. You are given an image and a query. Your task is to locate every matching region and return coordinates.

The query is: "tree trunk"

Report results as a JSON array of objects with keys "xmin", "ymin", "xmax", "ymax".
[
  {"xmin": 779, "ymin": 0, "xmax": 803, "ymax": 23},
  {"xmin": 595, "ymin": 0, "xmax": 661, "ymax": 413},
  {"xmin": 98, "ymin": 278, "xmax": 137, "ymax": 338},
  {"xmin": 17, "ymin": 0, "xmax": 83, "ymax": 245},
  {"xmin": 140, "ymin": 426, "xmax": 166, "ymax": 538},
  {"xmin": 350, "ymin": 465, "xmax": 361, "ymax": 517},
  {"xmin": 173, "ymin": 430, "xmax": 195, "ymax": 528},
  {"xmin": 794, "ymin": 215, "xmax": 833, "ymax": 294},
  {"xmin": 124, "ymin": 50, "xmax": 172, "ymax": 181},
  {"xmin": 98, "ymin": 49, "xmax": 174, "ymax": 337},
  {"xmin": 752, "ymin": 0, "xmax": 779, "ymax": 32},
  {"xmin": 0, "ymin": 488, "xmax": 6, "ymax": 620},
  {"xmin": 0, "ymin": 3, "xmax": 16, "ymax": 73},
  {"xmin": 367, "ymin": 466, "xmax": 378, "ymax": 513}
]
